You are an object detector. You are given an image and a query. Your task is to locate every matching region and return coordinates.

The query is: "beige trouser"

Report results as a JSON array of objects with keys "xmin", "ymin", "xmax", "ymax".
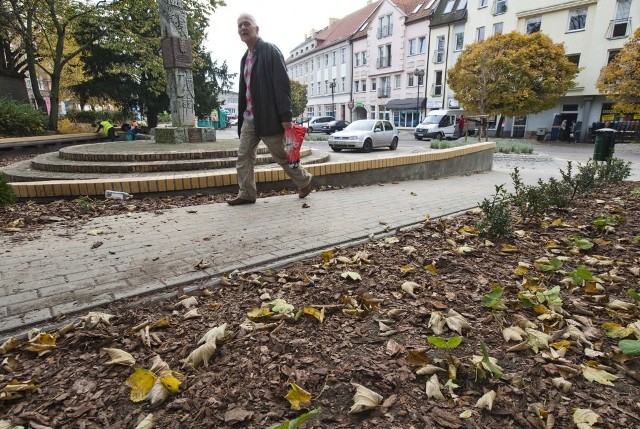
[{"xmin": 236, "ymin": 120, "xmax": 312, "ymax": 200}]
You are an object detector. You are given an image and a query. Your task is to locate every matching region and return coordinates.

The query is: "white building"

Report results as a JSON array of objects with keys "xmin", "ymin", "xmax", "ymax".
[{"xmin": 287, "ymin": 0, "xmax": 638, "ymax": 139}]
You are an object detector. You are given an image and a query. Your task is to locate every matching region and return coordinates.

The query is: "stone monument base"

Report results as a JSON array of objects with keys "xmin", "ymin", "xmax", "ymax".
[{"xmin": 154, "ymin": 127, "xmax": 216, "ymax": 144}]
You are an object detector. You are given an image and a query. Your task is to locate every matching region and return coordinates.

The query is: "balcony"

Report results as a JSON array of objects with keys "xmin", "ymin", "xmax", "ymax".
[
  {"xmin": 432, "ymin": 49, "xmax": 445, "ymax": 64},
  {"xmin": 376, "ymin": 57, "xmax": 391, "ymax": 69},
  {"xmin": 606, "ymin": 18, "xmax": 632, "ymax": 39},
  {"xmin": 378, "ymin": 87, "xmax": 391, "ymax": 98},
  {"xmin": 377, "ymin": 24, "xmax": 393, "ymax": 39}
]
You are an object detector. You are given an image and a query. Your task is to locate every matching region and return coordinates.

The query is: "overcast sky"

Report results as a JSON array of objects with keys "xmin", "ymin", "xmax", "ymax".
[{"xmin": 204, "ymin": 0, "xmax": 370, "ymax": 88}]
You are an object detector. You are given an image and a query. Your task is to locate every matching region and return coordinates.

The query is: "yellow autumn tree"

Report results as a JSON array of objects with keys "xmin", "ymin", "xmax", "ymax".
[
  {"xmin": 448, "ymin": 31, "xmax": 579, "ymax": 118},
  {"xmin": 597, "ymin": 27, "xmax": 640, "ymax": 114}
]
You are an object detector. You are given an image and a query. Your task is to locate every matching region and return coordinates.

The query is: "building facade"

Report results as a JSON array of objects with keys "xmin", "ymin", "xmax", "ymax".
[{"xmin": 287, "ymin": 0, "xmax": 638, "ymax": 140}]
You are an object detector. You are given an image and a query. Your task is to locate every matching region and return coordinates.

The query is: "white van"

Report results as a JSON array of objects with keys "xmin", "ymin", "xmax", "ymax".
[{"xmin": 414, "ymin": 109, "xmax": 474, "ymax": 140}]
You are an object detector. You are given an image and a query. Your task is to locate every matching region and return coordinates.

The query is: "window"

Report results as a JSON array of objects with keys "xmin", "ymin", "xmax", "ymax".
[
  {"xmin": 355, "ymin": 52, "xmax": 361, "ymax": 67},
  {"xmin": 379, "ymin": 76, "xmax": 391, "ymax": 97},
  {"xmin": 341, "ymin": 77, "xmax": 346, "ymax": 92},
  {"xmin": 479, "ymin": 0, "xmax": 488, "ymax": 6},
  {"xmin": 311, "ymin": 83, "xmax": 315, "ymax": 95},
  {"xmin": 568, "ymin": 8, "xmax": 587, "ymax": 31},
  {"xmin": 316, "ymin": 57, "xmax": 321, "ymax": 68},
  {"xmin": 609, "ymin": 0, "xmax": 631, "ymax": 38},
  {"xmin": 457, "ymin": 0, "xmax": 468, "ymax": 10},
  {"xmin": 408, "ymin": 73, "xmax": 415, "ymax": 87},
  {"xmin": 370, "ymin": 78, "xmax": 377, "ymax": 91},
  {"xmin": 378, "ymin": 14, "xmax": 393, "ymax": 38},
  {"xmin": 418, "ymin": 36, "xmax": 426, "ymax": 54},
  {"xmin": 443, "ymin": 0, "xmax": 455, "ymax": 13},
  {"xmin": 494, "ymin": 0, "xmax": 506, "ymax": 14},
  {"xmin": 409, "ymin": 38, "xmax": 417, "ymax": 56},
  {"xmin": 363, "ymin": 51, "xmax": 368, "ymax": 65},
  {"xmin": 566, "ymin": 54, "xmax": 580, "ymax": 66},
  {"xmin": 341, "ymin": 48, "xmax": 346, "ymax": 64},
  {"xmin": 324, "ymin": 53, "xmax": 329, "ymax": 66},
  {"xmin": 332, "ymin": 51, "xmax": 336, "ymax": 66},
  {"xmin": 526, "ymin": 17, "xmax": 541, "ymax": 34},
  {"xmin": 377, "ymin": 44, "xmax": 391, "ymax": 68},
  {"xmin": 394, "ymin": 74, "xmax": 401, "ymax": 89},
  {"xmin": 354, "ymin": 81, "xmax": 360, "ymax": 92},
  {"xmin": 324, "ymin": 80, "xmax": 328, "ymax": 94},
  {"xmin": 476, "ymin": 26, "xmax": 485, "ymax": 41},
  {"xmin": 454, "ymin": 32, "xmax": 464, "ymax": 51},
  {"xmin": 433, "ymin": 71, "xmax": 443, "ymax": 96},
  {"xmin": 316, "ymin": 81, "xmax": 320, "ymax": 95},
  {"xmin": 362, "ymin": 80, "xmax": 366, "ymax": 91},
  {"xmin": 434, "ymin": 36, "xmax": 445, "ymax": 63},
  {"xmin": 493, "ymin": 22, "xmax": 503, "ymax": 35},
  {"xmin": 607, "ymin": 49, "xmax": 620, "ymax": 64}
]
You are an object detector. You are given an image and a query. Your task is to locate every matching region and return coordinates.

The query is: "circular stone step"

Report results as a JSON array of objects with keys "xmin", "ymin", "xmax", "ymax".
[
  {"xmin": 58, "ymin": 140, "xmax": 270, "ymax": 162},
  {"xmin": 29, "ymin": 148, "xmax": 313, "ymax": 174}
]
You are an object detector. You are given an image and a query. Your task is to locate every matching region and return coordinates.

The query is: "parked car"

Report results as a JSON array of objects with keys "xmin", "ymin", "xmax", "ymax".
[
  {"xmin": 322, "ymin": 120, "xmax": 350, "ymax": 134},
  {"xmin": 305, "ymin": 116, "xmax": 335, "ymax": 133},
  {"xmin": 328, "ymin": 119, "xmax": 399, "ymax": 153},
  {"xmin": 228, "ymin": 117, "xmax": 238, "ymax": 126}
]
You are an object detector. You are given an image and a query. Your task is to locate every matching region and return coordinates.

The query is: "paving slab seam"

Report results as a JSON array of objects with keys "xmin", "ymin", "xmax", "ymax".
[{"xmin": 0, "ymin": 205, "xmax": 476, "ymax": 342}]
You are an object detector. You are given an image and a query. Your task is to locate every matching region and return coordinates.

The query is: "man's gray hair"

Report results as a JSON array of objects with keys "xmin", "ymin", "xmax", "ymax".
[{"xmin": 237, "ymin": 13, "xmax": 258, "ymax": 27}]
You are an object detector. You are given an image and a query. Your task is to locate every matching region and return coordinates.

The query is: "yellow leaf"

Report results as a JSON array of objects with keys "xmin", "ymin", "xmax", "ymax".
[
  {"xmin": 285, "ymin": 382, "xmax": 312, "ymax": 410},
  {"xmin": 584, "ymin": 281, "xmax": 599, "ymax": 294},
  {"xmin": 400, "ymin": 264, "xmax": 417, "ymax": 275},
  {"xmin": 513, "ymin": 265, "xmax": 529, "ymax": 276},
  {"xmin": 500, "ymin": 243, "xmax": 520, "ymax": 253},
  {"xmin": 593, "ymin": 238, "xmax": 611, "ymax": 246},
  {"xmin": 532, "ymin": 304, "xmax": 550, "ymax": 315},
  {"xmin": 302, "ymin": 307, "xmax": 325, "ymax": 323},
  {"xmin": 458, "ymin": 225, "xmax": 479, "ymax": 235},
  {"xmin": 150, "ymin": 316, "xmax": 171, "ymax": 329},
  {"xmin": 126, "ymin": 368, "xmax": 157, "ymax": 402},
  {"xmin": 23, "ymin": 333, "xmax": 56, "ymax": 356},
  {"xmin": 602, "ymin": 322, "xmax": 635, "ymax": 339},
  {"xmin": 545, "ymin": 241, "xmax": 560, "ymax": 249},
  {"xmin": 551, "ymin": 218, "xmax": 563, "ymax": 226},
  {"xmin": 581, "ymin": 365, "xmax": 618, "ymax": 386},
  {"xmin": 321, "ymin": 249, "xmax": 333, "ymax": 262},
  {"xmin": 247, "ymin": 307, "xmax": 275, "ymax": 318},
  {"xmin": 424, "ymin": 264, "xmax": 438, "ymax": 273},
  {"xmin": 550, "ymin": 340, "xmax": 571, "ymax": 350},
  {"xmin": 160, "ymin": 374, "xmax": 182, "ymax": 393}
]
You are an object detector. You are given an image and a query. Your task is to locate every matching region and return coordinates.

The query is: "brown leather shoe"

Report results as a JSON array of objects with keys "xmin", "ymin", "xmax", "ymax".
[
  {"xmin": 298, "ymin": 182, "xmax": 313, "ymax": 198},
  {"xmin": 227, "ymin": 197, "xmax": 256, "ymax": 206}
]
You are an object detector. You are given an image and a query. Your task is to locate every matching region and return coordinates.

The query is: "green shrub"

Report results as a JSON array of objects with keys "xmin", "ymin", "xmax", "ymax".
[
  {"xmin": 158, "ymin": 111, "xmax": 171, "ymax": 123},
  {"xmin": 0, "ymin": 98, "xmax": 47, "ymax": 137},
  {"xmin": 495, "ymin": 142, "xmax": 533, "ymax": 154},
  {"xmin": 0, "ymin": 172, "xmax": 16, "ymax": 206},
  {"xmin": 65, "ymin": 110, "xmax": 124, "ymax": 125},
  {"xmin": 305, "ymin": 134, "xmax": 329, "ymax": 141},
  {"xmin": 477, "ymin": 184, "xmax": 513, "ymax": 239}
]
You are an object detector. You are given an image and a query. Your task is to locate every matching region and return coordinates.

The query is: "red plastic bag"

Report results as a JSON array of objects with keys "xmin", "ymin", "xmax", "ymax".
[{"xmin": 284, "ymin": 124, "xmax": 306, "ymax": 168}]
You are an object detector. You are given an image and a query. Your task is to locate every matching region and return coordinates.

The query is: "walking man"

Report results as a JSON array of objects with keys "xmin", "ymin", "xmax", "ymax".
[{"xmin": 227, "ymin": 13, "xmax": 313, "ymax": 206}]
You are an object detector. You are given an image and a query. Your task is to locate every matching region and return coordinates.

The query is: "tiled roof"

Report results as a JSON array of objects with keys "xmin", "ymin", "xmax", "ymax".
[
  {"xmin": 287, "ymin": 1, "xmax": 382, "ymax": 61},
  {"xmin": 429, "ymin": 0, "xmax": 467, "ymax": 27},
  {"xmin": 393, "ymin": 0, "xmax": 435, "ymax": 24}
]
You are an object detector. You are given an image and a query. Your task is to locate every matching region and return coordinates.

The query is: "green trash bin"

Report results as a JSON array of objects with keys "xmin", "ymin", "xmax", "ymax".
[{"xmin": 593, "ymin": 128, "xmax": 617, "ymax": 161}]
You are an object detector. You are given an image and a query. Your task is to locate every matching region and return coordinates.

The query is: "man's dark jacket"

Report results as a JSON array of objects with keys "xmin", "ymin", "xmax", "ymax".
[{"xmin": 238, "ymin": 38, "xmax": 292, "ymax": 138}]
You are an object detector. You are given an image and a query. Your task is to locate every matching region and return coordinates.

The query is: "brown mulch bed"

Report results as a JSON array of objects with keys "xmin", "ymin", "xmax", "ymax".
[{"xmin": 1, "ymin": 175, "xmax": 640, "ymax": 428}]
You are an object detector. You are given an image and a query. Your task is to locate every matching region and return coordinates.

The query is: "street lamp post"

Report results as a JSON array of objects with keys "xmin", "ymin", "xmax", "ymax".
[
  {"xmin": 413, "ymin": 68, "xmax": 425, "ymax": 125},
  {"xmin": 329, "ymin": 80, "xmax": 336, "ymax": 118}
]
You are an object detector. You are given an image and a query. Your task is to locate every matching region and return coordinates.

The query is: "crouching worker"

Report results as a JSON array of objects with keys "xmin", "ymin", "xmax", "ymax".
[
  {"xmin": 95, "ymin": 120, "xmax": 116, "ymax": 141},
  {"xmin": 126, "ymin": 120, "xmax": 139, "ymax": 141}
]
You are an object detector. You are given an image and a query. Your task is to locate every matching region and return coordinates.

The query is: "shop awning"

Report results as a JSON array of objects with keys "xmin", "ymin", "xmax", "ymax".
[{"xmin": 386, "ymin": 98, "xmax": 427, "ymax": 110}]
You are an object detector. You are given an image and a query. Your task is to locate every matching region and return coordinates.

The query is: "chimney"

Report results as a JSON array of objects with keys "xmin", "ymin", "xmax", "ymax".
[{"xmin": 329, "ymin": 18, "xmax": 338, "ymax": 26}]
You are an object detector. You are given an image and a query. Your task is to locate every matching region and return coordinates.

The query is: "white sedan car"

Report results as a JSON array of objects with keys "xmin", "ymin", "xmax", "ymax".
[{"xmin": 328, "ymin": 119, "xmax": 399, "ymax": 152}]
